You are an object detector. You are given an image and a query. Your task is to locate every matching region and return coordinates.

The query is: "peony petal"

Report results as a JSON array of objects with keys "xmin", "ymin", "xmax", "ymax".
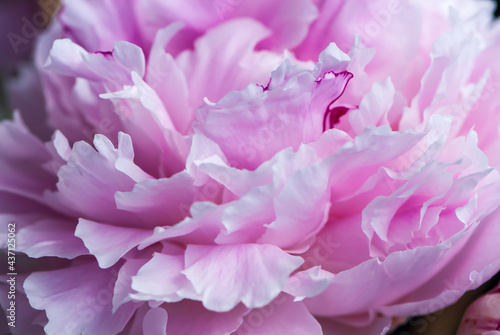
[
  {"xmin": 234, "ymin": 294, "xmax": 323, "ymax": 335},
  {"xmin": 164, "ymin": 300, "xmax": 247, "ymax": 335},
  {"xmin": 115, "ymin": 171, "xmax": 196, "ymax": 227},
  {"xmin": 0, "ymin": 113, "xmax": 56, "ymax": 201},
  {"xmin": 17, "ymin": 217, "xmax": 87, "ymax": 259},
  {"xmin": 379, "ymin": 205, "xmax": 500, "ymax": 317},
  {"xmin": 176, "ymin": 18, "xmax": 281, "ymax": 108},
  {"xmin": 284, "ymin": 266, "xmax": 335, "ymax": 301},
  {"xmin": 0, "ymin": 275, "xmax": 47, "ymax": 335},
  {"xmin": 131, "ymin": 252, "xmax": 191, "ymax": 303},
  {"xmin": 147, "ymin": 23, "xmax": 192, "ymax": 133},
  {"xmin": 317, "ymin": 314, "xmax": 392, "ymax": 335},
  {"xmin": 348, "ymin": 77, "xmax": 397, "ymax": 134},
  {"xmin": 142, "ymin": 307, "xmax": 168, "ymax": 335},
  {"xmin": 24, "ymin": 262, "xmax": 138, "ymax": 335},
  {"xmin": 113, "ymin": 258, "xmax": 148, "ymax": 312},
  {"xmin": 139, "ymin": 0, "xmax": 317, "ymax": 53},
  {"xmin": 45, "ymin": 132, "xmax": 145, "ymax": 226},
  {"xmin": 195, "ymin": 44, "xmax": 353, "ymax": 170},
  {"xmin": 258, "ymin": 161, "xmax": 331, "ymax": 251},
  {"xmin": 182, "ymin": 244, "xmax": 303, "ymax": 312},
  {"xmin": 75, "ymin": 219, "xmax": 152, "ymax": 268}
]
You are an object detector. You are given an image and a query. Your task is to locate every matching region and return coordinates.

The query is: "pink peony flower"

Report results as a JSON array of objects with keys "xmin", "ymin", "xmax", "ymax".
[
  {"xmin": 458, "ymin": 283, "xmax": 500, "ymax": 335},
  {"xmin": 2, "ymin": 0, "xmax": 500, "ymax": 334}
]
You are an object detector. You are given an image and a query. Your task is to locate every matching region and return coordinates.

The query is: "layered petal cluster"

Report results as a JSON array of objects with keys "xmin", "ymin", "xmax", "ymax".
[{"xmin": 2, "ymin": 0, "xmax": 500, "ymax": 335}]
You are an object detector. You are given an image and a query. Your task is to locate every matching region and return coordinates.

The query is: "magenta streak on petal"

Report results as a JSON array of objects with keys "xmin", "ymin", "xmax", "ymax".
[
  {"xmin": 95, "ymin": 51, "xmax": 113, "ymax": 57},
  {"xmin": 324, "ymin": 106, "xmax": 350, "ymax": 130},
  {"xmin": 320, "ymin": 71, "xmax": 354, "ymax": 132},
  {"xmin": 258, "ymin": 77, "xmax": 272, "ymax": 92}
]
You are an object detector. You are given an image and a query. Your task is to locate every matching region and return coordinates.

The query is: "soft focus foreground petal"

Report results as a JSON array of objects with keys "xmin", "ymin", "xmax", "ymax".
[
  {"xmin": 318, "ymin": 314, "xmax": 392, "ymax": 335},
  {"xmin": 0, "ymin": 275, "xmax": 46, "ymax": 335},
  {"xmin": 0, "ymin": 113, "xmax": 56, "ymax": 201},
  {"xmin": 24, "ymin": 262, "xmax": 138, "ymax": 335},
  {"xmin": 164, "ymin": 300, "xmax": 247, "ymax": 335},
  {"xmin": 182, "ymin": 244, "xmax": 303, "ymax": 312},
  {"xmin": 233, "ymin": 295, "xmax": 322, "ymax": 335},
  {"xmin": 142, "ymin": 307, "xmax": 168, "ymax": 335},
  {"xmin": 18, "ymin": 216, "xmax": 87, "ymax": 259},
  {"xmin": 0, "ymin": 191, "xmax": 87, "ymax": 260}
]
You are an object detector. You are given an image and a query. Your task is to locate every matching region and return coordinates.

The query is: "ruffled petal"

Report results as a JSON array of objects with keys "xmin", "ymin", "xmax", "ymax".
[
  {"xmin": 75, "ymin": 219, "xmax": 152, "ymax": 268},
  {"xmin": 24, "ymin": 262, "xmax": 139, "ymax": 335},
  {"xmin": 182, "ymin": 244, "xmax": 303, "ymax": 311}
]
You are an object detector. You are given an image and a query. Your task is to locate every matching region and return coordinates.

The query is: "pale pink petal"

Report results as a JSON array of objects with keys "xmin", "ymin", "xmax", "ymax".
[
  {"xmin": 45, "ymin": 132, "xmax": 142, "ymax": 226},
  {"xmin": 176, "ymin": 18, "xmax": 282, "ymax": 108},
  {"xmin": 379, "ymin": 205, "xmax": 500, "ymax": 317},
  {"xmin": 284, "ymin": 267, "xmax": 334, "ymax": 301},
  {"xmin": 258, "ymin": 162, "xmax": 331, "ymax": 251},
  {"xmin": 113, "ymin": 259, "xmax": 148, "ymax": 312},
  {"xmin": 348, "ymin": 77, "xmax": 397, "ymax": 134},
  {"xmin": 138, "ymin": 0, "xmax": 317, "ymax": 53},
  {"xmin": 195, "ymin": 43, "xmax": 353, "ymax": 170},
  {"xmin": 101, "ymin": 76, "xmax": 190, "ymax": 177},
  {"xmin": 75, "ymin": 219, "xmax": 152, "ymax": 268},
  {"xmin": 146, "ymin": 23, "xmax": 192, "ymax": 134},
  {"xmin": 131, "ymin": 253, "xmax": 191, "ymax": 303},
  {"xmin": 18, "ymin": 217, "xmax": 87, "ymax": 259},
  {"xmin": 45, "ymin": 39, "xmax": 144, "ymax": 87},
  {"xmin": 182, "ymin": 244, "xmax": 303, "ymax": 311},
  {"xmin": 138, "ymin": 202, "xmax": 224, "ymax": 249},
  {"xmin": 115, "ymin": 171, "xmax": 196, "ymax": 227}
]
